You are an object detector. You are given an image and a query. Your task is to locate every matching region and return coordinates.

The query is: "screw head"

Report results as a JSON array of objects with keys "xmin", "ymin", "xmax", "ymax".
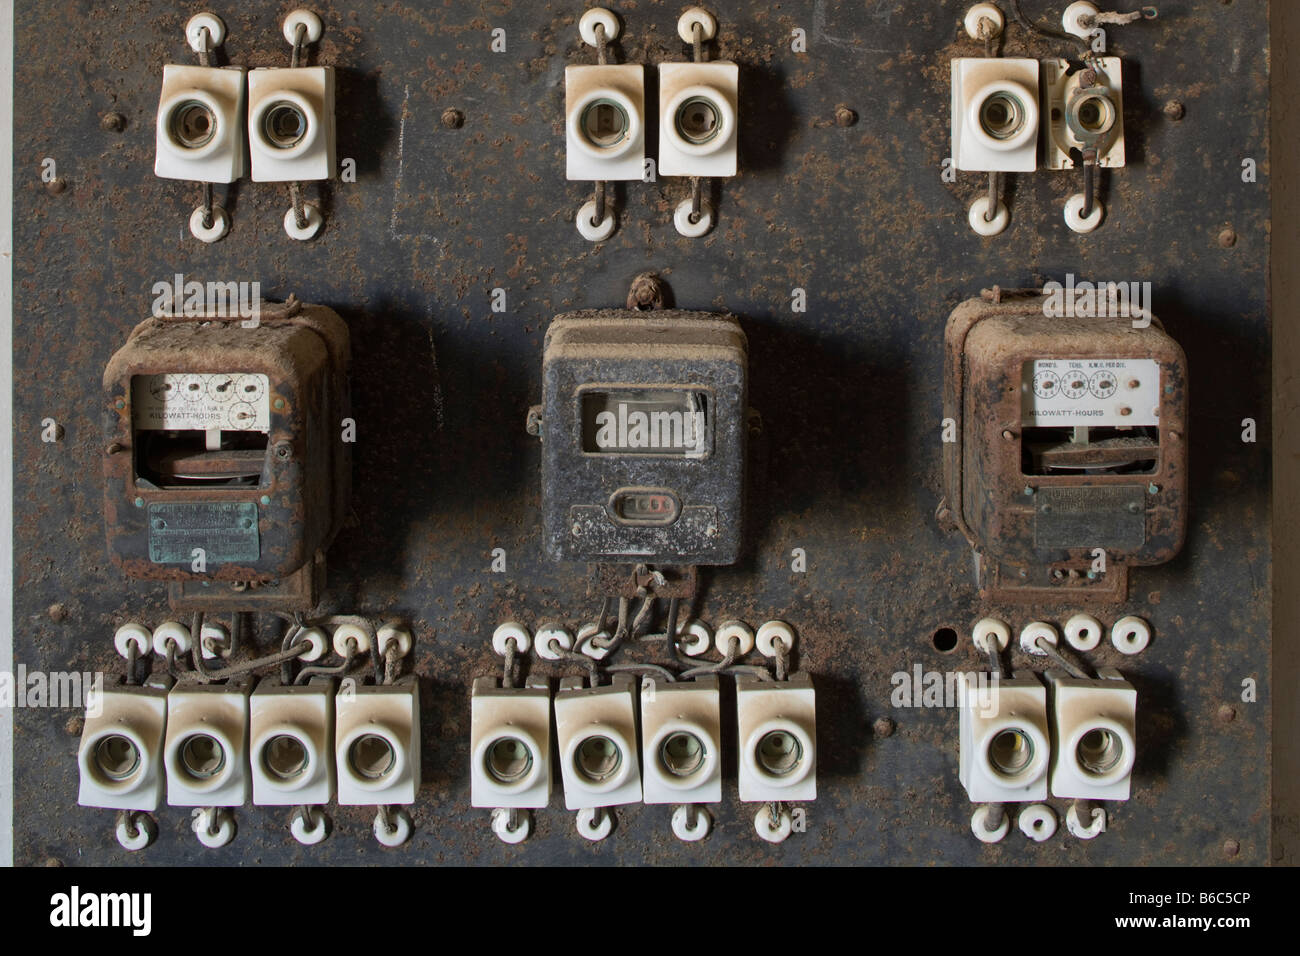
[
  {"xmin": 133, "ymin": 497, "xmax": 144, "ymax": 508},
  {"xmin": 1163, "ymin": 100, "xmax": 1185, "ymax": 121},
  {"xmin": 260, "ymin": 495, "xmax": 271, "ymax": 505},
  {"xmin": 1218, "ymin": 227, "xmax": 1238, "ymax": 248},
  {"xmin": 834, "ymin": 105, "xmax": 857, "ymax": 127},
  {"xmin": 101, "ymin": 111, "xmax": 127, "ymax": 132},
  {"xmin": 45, "ymin": 178, "xmax": 67, "ymax": 195},
  {"xmin": 441, "ymin": 107, "xmax": 464, "ymax": 129},
  {"xmin": 1218, "ymin": 704, "xmax": 1237, "ymax": 723},
  {"xmin": 1224, "ymin": 839, "xmax": 1240, "ymax": 858},
  {"xmin": 872, "ymin": 716, "xmax": 895, "ymax": 738}
]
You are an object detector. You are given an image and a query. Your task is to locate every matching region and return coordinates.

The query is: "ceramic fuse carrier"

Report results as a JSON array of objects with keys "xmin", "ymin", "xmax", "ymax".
[
  {"xmin": 102, "ymin": 301, "xmax": 351, "ymax": 612},
  {"xmin": 939, "ymin": 294, "xmax": 1188, "ymax": 603}
]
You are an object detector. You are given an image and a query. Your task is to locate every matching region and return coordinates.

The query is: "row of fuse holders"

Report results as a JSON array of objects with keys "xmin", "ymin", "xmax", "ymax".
[
  {"xmin": 471, "ymin": 669, "xmax": 816, "ymax": 842},
  {"xmin": 79, "ymin": 663, "xmax": 419, "ymax": 824}
]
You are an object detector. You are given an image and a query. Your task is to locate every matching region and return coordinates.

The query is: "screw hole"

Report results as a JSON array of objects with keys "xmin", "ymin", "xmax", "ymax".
[{"xmin": 931, "ymin": 627, "xmax": 958, "ymax": 652}]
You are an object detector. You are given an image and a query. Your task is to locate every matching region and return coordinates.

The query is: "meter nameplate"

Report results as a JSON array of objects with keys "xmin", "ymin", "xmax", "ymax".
[
  {"xmin": 580, "ymin": 388, "xmax": 711, "ymax": 457},
  {"xmin": 1021, "ymin": 359, "xmax": 1159, "ymax": 428},
  {"xmin": 147, "ymin": 502, "xmax": 260, "ymax": 564},
  {"xmin": 132, "ymin": 373, "xmax": 271, "ymax": 431},
  {"xmin": 1034, "ymin": 486, "xmax": 1146, "ymax": 550}
]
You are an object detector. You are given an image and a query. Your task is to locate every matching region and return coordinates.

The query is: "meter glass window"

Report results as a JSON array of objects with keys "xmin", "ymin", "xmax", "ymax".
[
  {"xmin": 1019, "ymin": 360, "xmax": 1160, "ymax": 476},
  {"xmin": 580, "ymin": 388, "xmax": 712, "ymax": 457},
  {"xmin": 130, "ymin": 373, "xmax": 271, "ymax": 488}
]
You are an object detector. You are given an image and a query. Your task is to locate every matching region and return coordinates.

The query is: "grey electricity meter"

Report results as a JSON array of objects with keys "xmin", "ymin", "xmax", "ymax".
[{"xmin": 532, "ymin": 309, "xmax": 749, "ymax": 565}]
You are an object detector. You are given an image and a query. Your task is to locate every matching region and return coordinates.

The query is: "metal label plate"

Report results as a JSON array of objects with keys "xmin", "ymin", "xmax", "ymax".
[
  {"xmin": 1034, "ymin": 486, "xmax": 1146, "ymax": 550},
  {"xmin": 147, "ymin": 502, "xmax": 260, "ymax": 564}
]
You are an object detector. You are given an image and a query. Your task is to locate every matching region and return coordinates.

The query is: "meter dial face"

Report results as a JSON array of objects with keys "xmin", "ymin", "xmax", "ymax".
[
  {"xmin": 178, "ymin": 374, "xmax": 206, "ymax": 402},
  {"xmin": 228, "ymin": 402, "xmax": 259, "ymax": 429},
  {"xmin": 1089, "ymin": 370, "xmax": 1118, "ymax": 398},
  {"xmin": 1061, "ymin": 372, "xmax": 1090, "ymax": 400},
  {"xmin": 1032, "ymin": 370, "xmax": 1060, "ymax": 399},
  {"xmin": 233, "ymin": 374, "xmax": 266, "ymax": 404},
  {"xmin": 207, "ymin": 375, "xmax": 238, "ymax": 403}
]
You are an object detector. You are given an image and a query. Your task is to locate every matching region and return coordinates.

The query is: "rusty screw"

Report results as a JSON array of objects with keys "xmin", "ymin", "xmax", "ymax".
[
  {"xmin": 65, "ymin": 715, "xmax": 83, "ymax": 736},
  {"xmin": 273, "ymin": 440, "xmax": 294, "ymax": 461},
  {"xmin": 627, "ymin": 272, "xmax": 667, "ymax": 311},
  {"xmin": 834, "ymin": 105, "xmax": 858, "ymax": 127},
  {"xmin": 1218, "ymin": 227, "xmax": 1238, "ymax": 248},
  {"xmin": 1224, "ymin": 839, "xmax": 1240, "ymax": 858},
  {"xmin": 48, "ymin": 603, "xmax": 68, "ymax": 622},
  {"xmin": 441, "ymin": 108, "xmax": 464, "ymax": 129},
  {"xmin": 1163, "ymin": 100, "xmax": 1185, "ymax": 121},
  {"xmin": 1217, "ymin": 704, "xmax": 1237, "ymax": 723},
  {"xmin": 101, "ymin": 111, "xmax": 127, "ymax": 132},
  {"xmin": 45, "ymin": 177, "xmax": 67, "ymax": 195},
  {"xmin": 873, "ymin": 716, "xmax": 895, "ymax": 738}
]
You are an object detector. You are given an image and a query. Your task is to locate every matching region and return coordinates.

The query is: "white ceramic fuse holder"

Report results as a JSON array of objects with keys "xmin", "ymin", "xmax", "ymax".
[
  {"xmin": 566, "ymin": 64, "xmax": 646, "ymax": 183},
  {"xmin": 163, "ymin": 675, "xmax": 254, "ymax": 810},
  {"xmin": 334, "ymin": 675, "xmax": 421, "ymax": 806},
  {"xmin": 78, "ymin": 678, "xmax": 170, "ymax": 813},
  {"xmin": 1043, "ymin": 57, "xmax": 1126, "ymax": 171},
  {"xmin": 155, "ymin": 63, "xmax": 247, "ymax": 185},
  {"xmin": 1048, "ymin": 667, "xmax": 1137, "ymax": 802},
  {"xmin": 555, "ymin": 674, "xmax": 642, "ymax": 813},
  {"xmin": 640, "ymin": 675, "xmax": 722, "ymax": 806},
  {"xmin": 470, "ymin": 676, "xmax": 552, "ymax": 812},
  {"xmin": 951, "ymin": 57, "xmax": 1041, "ymax": 173},
  {"xmin": 658, "ymin": 61, "xmax": 739, "ymax": 178},
  {"xmin": 247, "ymin": 66, "xmax": 336, "ymax": 183},
  {"xmin": 735, "ymin": 672, "xmax": 817, "ymax": 804},
  {"xmin": 958, "ymin": 670, "xmax": 1051, "ymax": 804},
  {"xmin": 249, "ymin": 677, "xmax": 335, "ymax": 808}
]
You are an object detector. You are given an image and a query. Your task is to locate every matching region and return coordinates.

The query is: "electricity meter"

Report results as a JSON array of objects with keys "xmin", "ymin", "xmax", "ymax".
[
  {"xmin": 102, "ymin": 301, "xmax": 351, "ymax": 610},
  {"xmin": 532, "ymin": 309, "xmax": 749, "ymax": 565},
  {"xmin": 939, "ymin": 294, "xmax": 1188, "ymax": 602}
]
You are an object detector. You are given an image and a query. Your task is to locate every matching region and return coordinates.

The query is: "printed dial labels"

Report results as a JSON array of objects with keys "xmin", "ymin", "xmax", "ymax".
[
  {"xmin": 1021, "ymin": 359, "xmax": 1160, "ymax": 428},
  {"xmin": 132, "ymin": 373, "xmax": 271, "ymax": 431}
]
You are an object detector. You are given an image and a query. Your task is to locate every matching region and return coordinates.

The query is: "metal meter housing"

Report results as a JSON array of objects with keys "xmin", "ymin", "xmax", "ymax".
[
  {"xmin": 538, "ymin": 309, "xmax": 749, "ymax": 565},
  {"xmin": 102, "ymin": 303, "xmax": 351, "ymax": 598},
  {"xmin": 940, "ymin": 295, "xmax": 1188, "ymax": 601}
]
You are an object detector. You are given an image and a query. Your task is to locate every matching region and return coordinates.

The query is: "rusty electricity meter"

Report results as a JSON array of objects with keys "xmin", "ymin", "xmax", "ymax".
[
  {"xmin": 530, "ymin": 307, "xmax": 749, "ymax": 566},
  {"xmin": 939, "ymin": 294, "xmax": 1188, "ymax": 603},
  {"xmin": 102, "ymin": 300, "xmax": 351, "ymax": 611}
]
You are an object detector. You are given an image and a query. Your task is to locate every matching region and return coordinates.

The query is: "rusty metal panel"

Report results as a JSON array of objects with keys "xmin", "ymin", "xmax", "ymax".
[{"xmin": 10, "ymin": 1, "xmax": 1272, "ymax": 865}]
